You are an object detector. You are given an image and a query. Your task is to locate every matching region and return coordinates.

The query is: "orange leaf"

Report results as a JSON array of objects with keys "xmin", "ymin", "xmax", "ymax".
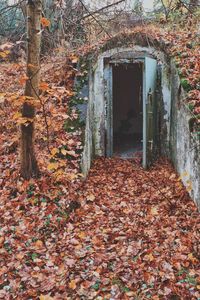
[
  {"xmin": 71, "ymin": 56, "xmax": 78, "ymax": 64},
  {"xmin": 51, "ymin": 148, "xmax": 59, "ymax": 156},
  {"xmin": 78, "ymin": 231, "xmax": 86, "ymax": 239},
  {"xmin": 66, "ymin": 150, "xmax": 77, "ymax": 157},
  {"xmin": 40, "ymin": 82, "xmax": 49, "ymax": 91},
  {"xmin": 150, "ymin": 207, "xmax": 159, "ymax": 215},
  {"xmin": 13, "ymin": 112, "xmax": 22, "ymax": 120},
  {"xmin": 41, "ymin": 17, "xmax": 50, "ymax": 27},
  {"xmin": 87, "ymin": 194, "xmax": 95, "ymax": 202},
  {"xmin": 39, "ymin": 295, "xmax": 55, "ymax": 300},
  {"xmin": 47, "ymin": 162, "xmax": 59, "ymax": 171},
  {"xmin": 69, "ymin": 279, "xmax": 76, "ymax": 290},
  {"xmin": 19, "ymin": 75, "xmax": 29, "ymax": 85},
  {"xmin": 61, "ymin": 149, "xmax": 67, "ymax": 155},
  {"xmin": 0, "ymin": 236, "xmax": 4, "ymax": 246},
  {"xmin": 28, "ymin": 63, "xmax": 37, "ymax": 69},
  {"xmin": 0, "ymin": 50, "xmax": 10, "ymax": 58},
  {"xmin": 35, "ymin": 240, "xmax": 44, "ymax": 249},
  {"xmin": 126, "ymin": 291, "xmax": 137, "ymax": 297},
  {"xmin": 16, "ymin": 253, "xmax": 25, "ymax": 260},
  {"xmin": 143, "ymin": 253, "xmax": 154, "ymax": 262},
  {"xmin": 188, "ymin": 253, "xmax": 197, "ymax": 263},
  {"xmin": 65, "ymin": 173, "xmax": 78, "ymax": 181}
]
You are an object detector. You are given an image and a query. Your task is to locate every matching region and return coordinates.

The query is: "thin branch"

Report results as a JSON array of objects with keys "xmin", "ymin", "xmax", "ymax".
[
  {"xmin": 178, "ymin": 0, "xmax": 194, "ymax": 14},
  {"xmin": 81, "ymin": 0, "xmax": 125, "ymax": 20},
  {"xmin": 160, "ymin": 0, "xmax": 169, "ymax": 18},
  {"xmin": 77, "ymin": 0, "xmax": 113, "ymax": 38},
  {"xmin": 0, "ymin": 0, "xmax": 26, "ymax": 15},
  {"xmin": 28, "ymin": 70, "xmax": 50, "ymax": 153}
]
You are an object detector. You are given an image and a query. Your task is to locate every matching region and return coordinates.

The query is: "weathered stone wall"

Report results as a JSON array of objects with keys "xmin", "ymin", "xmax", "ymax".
[
  {"xmin": 170, "ymin": 63, "xmax": 200, "ymax": 208},
  {"xmin": 159, "ymin": 58, "xmax": 172, "ymax": 156},
  {"xmin": 81, "ymin": 70, "xmax": 94, "ymax": 176},
  {"xmin": 160, "ymin": 58, "xmax": 200, "ymax": 207}
]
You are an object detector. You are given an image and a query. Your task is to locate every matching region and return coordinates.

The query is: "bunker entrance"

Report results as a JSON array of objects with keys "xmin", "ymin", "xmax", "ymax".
[
  {"xmin": 105, "ymin": 56, "xmax": 157, "ymax": 168},
  {"xmin": 113, "ymin": 63, "xmax": 143, "ymax": 158}
]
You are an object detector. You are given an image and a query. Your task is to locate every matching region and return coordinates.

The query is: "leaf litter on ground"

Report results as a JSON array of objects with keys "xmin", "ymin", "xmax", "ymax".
[{"xmin": 0, "ymin": 45, "xmax": 200, "ymax": 299}]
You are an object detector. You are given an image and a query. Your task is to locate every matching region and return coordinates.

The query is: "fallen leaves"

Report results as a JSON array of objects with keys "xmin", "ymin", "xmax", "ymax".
[
  {"xmin": 0, "ymin": 54, "xmax": 83, "ymax": 189},
  {"xmin": 19, "ymin": 74, "xmax": 29, "ymax": 85},
  {"xmin": 150, "ymin": 206, "xmax": 159, "ymax": 215},
  {"xmin": 47, "ymin": 162, "xmax": 59, "ymax": 171},
  {"xmin": 34, "ymin": 240, "xmax": 44, "ymax": 249},
  {"xmin": 50, "ymin": 148, "xmax": 59, "ymax": 156},
  {"xmin": 143, "ymin": 253, "xmax": 155, "ymax": 262},
  {"xmin": 39, "ymin": 82, "xmax": 49, "ymax": 91},
  {"xmin": 0, "ymin": 35, "xmax": 200, "ymax": 299},
  {"xmin": 86, "ymin": 194, "xmax": 96, "ymax": 202}
]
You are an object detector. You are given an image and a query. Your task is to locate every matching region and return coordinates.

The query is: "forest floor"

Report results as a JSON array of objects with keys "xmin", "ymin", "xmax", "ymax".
[{"xmin": 0, "ymin": 56, "xmax": 200, "ymax": 299}]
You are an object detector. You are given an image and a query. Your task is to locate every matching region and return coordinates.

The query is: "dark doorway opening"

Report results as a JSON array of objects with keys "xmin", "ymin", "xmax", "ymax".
[{"xmin": 113, "ymin": 63, "xmax": 143, "ymax": 158}]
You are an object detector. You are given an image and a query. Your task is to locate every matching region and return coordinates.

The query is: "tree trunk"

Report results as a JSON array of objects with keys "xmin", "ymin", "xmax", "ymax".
[{"xmin": 20, "ymin": 0, "xmax": 42, "ymax": 179}]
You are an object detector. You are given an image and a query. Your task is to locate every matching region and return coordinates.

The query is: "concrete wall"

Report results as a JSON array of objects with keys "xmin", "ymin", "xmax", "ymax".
[
  {"xmin": 170, "ymin": 63, "xmax": 200, "ymax": 208},
  {"xmin": 160, "ymin": 58, "xmax": 200, "ymax": 207},
  {"xmin": 81, "ymin": 71, "xmax": 94, "ymax": 176},
  {"xmin": 160, "ymin": 60, "xmax": 172, "ymax": 156},
  {"xmin": 81, "ymin": 46, "xmax": 200, "ymax": 208}
]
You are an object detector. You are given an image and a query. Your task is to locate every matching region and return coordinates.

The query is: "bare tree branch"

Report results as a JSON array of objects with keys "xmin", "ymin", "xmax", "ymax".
[
  {"xmin": 78, "ymin": 0, "xmax": 113, "ymax": 38},
  {"xmin": 0, "ymin": 0, "xmax": 26, "ymax": 15},
  {"xmin": 82, "ymin": 0, "xmax": 125, "ymax": 20}
]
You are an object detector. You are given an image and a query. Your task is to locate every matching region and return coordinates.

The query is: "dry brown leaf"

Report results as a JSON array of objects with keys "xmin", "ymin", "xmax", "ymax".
[{"xmin": 69, "ymin": 279, "xmax": 77, "ymax": 290}]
